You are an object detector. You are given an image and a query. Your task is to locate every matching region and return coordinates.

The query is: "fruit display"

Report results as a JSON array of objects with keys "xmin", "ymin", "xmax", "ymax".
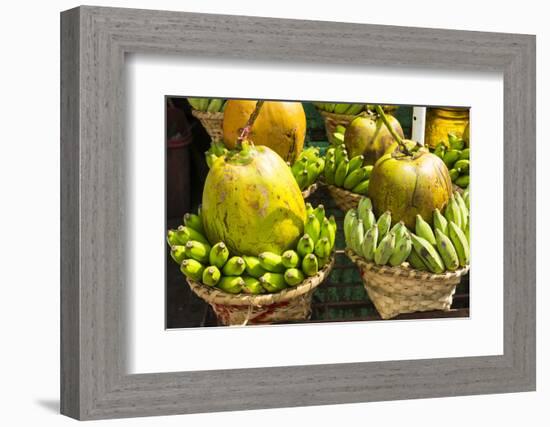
[
  {"xmin": 431, "ymin": 132, "xmax": 470, "ymax": 189},
  {"xmin": 167, "ymin": 201, "xmax": 336, "ymax": 294},
  {"xmin": 222, "ymin": 100, "xmax": 306, "ymax": 163},
  {"xmin": 344, "ymin": 191, "xmax": 470, "ymax": 273},
  {"xmin": 166, "ymin": 97, "xmax": 472, "ymax": 326},
  {"xmin": 323, "ymin": 143, "xmax": 372, "ymax": 195},
  {"xmin": 312, "ymin": 102, "xmax": 366, "ymax": 115},
  {"xmin": 289, "ymin": 146, "xmax": 325, "ymax": 192},
  {"xmin": 187, "ymin": 97, "xmax": 227, "ymax": 113},
  {"xmin": 344, "ymin": 112, "xmax": 404, "ymax": 164}
]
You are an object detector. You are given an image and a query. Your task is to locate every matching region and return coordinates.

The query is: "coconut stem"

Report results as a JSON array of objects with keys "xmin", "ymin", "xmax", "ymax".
[
  {"xmin": 237, "ymin": 100, "xmax": 265, "ymax": 150},
  {"xmin": 374, "ymin": 105, "xmax": 411, "ymax": 155}
]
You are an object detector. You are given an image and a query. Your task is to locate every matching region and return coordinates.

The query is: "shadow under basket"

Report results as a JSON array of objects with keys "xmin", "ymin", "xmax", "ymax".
[
  {"xmin": 186, "ymin": 255, "xmax": 334, "ymax": 326},
  {"xmin": 191, "ymin": 110, "xmax": 224, "ymax": 141},
  {"xmin": 326, "ymin": 184, "xmax": 363, "ymax": 212},
  {"xmin": 346, "ymin": 249, "xmax": 469, "ymax": 319},
  {"xmin": 318, "ymin": 110, "xmax": 356, "ymax": 144}
]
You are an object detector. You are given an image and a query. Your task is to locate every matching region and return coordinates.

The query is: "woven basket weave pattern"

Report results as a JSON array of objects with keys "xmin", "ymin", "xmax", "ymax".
[
  {"xmin": 191, "ymin": 110, "xmax": 224, "ymax": 141},
  {"xmin": 326, "ymin": 185, "xmax": 362, "ymax": 211},
  {"xmin": 318, "ymin": 110, "xmax": 356, "ymax": 144},
  {"xmin": 187, "ymin": 255, "xmax": 334, "ymax": 325},
  {"xmin": 346, "ymin": 249, "xmax": 469, "ymax": 319}
]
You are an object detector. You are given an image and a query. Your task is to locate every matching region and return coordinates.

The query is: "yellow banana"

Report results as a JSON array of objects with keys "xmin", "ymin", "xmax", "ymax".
[
  {"xmin": 242, "ymin": 255, "xmax": 267, "ymax": 279},
  {"xmin": 180, "ymin": 259, "xmax": 205, "ymax": 281},
  {"xmin": 361, "ymin": 224, "xmax": 378, "ymax": 262},
  {"xmin": 170, "ymin": 245, "xmax": 187, "ymax": 264},
  {"xmin": 259, "ymin": 272, "xmax": 287, "ymax": 292},
  {"xmin": 433, "ymin": 208, "xmax": 448, "ymax": 236},
  {"xmin": 209, "ymin": 242, "xmax": 229, "ymax": 269},
  {"xmin": 389, "ymin": 234, "xmax": 412, "ymax": 267},
  {"xmin": 374, "ymin": 232, "xmax": 395, "ymax": 266},
  {"xmin": 242, "ymin": 276, "xmax": 265, "ymax": 294},
  {"xmin": 258, "ymin": 252, "xmax": 286, "ymax": 273},
  {"xmin": 175, "ymin": 225, "xmax": 209, "ymax": 246},
  {"xmin": 222, "ymin": 256, "xmax": 246, "ymax": 276},
  {"xmin": 448, "ymin": 222, "xmax": 470, "ymax": 267},
  {"xmin": 301, "ymin": 254, "xmax": 319, "ymax": 277},
  {"xmin": 415, "ymin": 214, "xmax": 436, "ymax": 246},
  {"xmin": 352, "ymin": 180, "xmax": 369, "ymax": 195},
  {"xmin": 281, "ymin": 250, "xmax": 300, "ymax": 269},
  {"xmin": 184, "ymin": 240, "xmax": 211, "ymax": 263},
  {"xmin": 454, "ymin": 191, "xmax": 469, "ymax": 231},
  {"xmin": 297, "ymin": 234, "xmax": 315, "ymax": 258},
  {"xmin": 350, "ymin": 219, "xmax": 365, "ymax": 255},
  {"xmin": 218, "ymin": 276, "xmax": 244, "ymax": 294},
  {"xmin": 284, "ymin": 268, "xmax": 305, "ymax": 286},
  {"xmin": 202, "ymin": 266, "xmax": 221, "ymax": 286},
  {"xmin": 376, "ymin": 211, "xmax": 392, "ymax": 244},
  {"xmin": 305, "ymin": 214, "xmax": 321, "ymax": 244},
  {"xmin": 435, "ymin": 229, "xmax": 459, "ymax": 271},
  {"xmin": 410, "ymin": 234, "xmax": 445, "ymax": 274},
  {"xmin": 407, "ymin": 248, "xmax": 428, "ymax": 271}
]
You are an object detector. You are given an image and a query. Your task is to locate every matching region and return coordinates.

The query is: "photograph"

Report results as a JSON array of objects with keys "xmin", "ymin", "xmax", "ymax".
[{"xmin": 165, "ymin": 98, "xmax": 471, "ymax": 327}]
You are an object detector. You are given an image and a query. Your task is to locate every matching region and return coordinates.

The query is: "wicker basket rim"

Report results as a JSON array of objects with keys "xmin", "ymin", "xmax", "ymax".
[
  {"xmin": 191, "ymin": 109, "xmax": 224, "ymax": 119},
  {"xmin": 345, "ymin": 248, "xmax": 470, "ymax": 281},
  {"xmin": 326, "ymin": 184, "xmax": 363, "ymax": 199},
  {"xmin": 187, "ymin": 254, "xmax": 334, "ymax": 307}
]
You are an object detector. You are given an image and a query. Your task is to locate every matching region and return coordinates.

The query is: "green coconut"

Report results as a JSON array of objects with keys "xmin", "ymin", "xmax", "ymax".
[
  {"xmin": 369, "ymin": 147, "xmax": 453, "ymax": 229},
  {"xmin": 367, "ymin": 105, "xmax": 452, "ymax": 229},
  {"xmin": 201, "ymin": 143, "xmax": 306, "ymax": 256},
  {"xmin": 344, "ymin": 113, "xmax": 404, "ymax": 165}
]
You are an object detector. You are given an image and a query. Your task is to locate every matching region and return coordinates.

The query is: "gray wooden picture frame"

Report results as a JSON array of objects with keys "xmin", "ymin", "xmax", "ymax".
[{"xmin": 60, "ymin": 5, "xmax": 536, "ymax": 420}]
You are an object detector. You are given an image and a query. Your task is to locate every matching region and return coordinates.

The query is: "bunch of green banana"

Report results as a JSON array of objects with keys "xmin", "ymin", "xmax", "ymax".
[
  {"xmin": 289, "ymin": 147, "xmax": 325, "ymax": 190},
  {"xmin": 204, "ymin": 140, "xmax": 229, "ymax": 168},
  {"xmin": 332, "ymin": 124, "xmax": 347, "ymax": 145},
  {"xmin": 406, "ymin": 191, "xmax": 470, "ymax": 273},
  {"xmin": 431, "ymin": 132, "xmax": 470, "ymax": 188},
  {"xmin": 323, "ymin": 144, "xmax": 372, "ymax": 195},
  {"xmin": 344, "ymin": 197, "xmax": 412, "ymax": 267},
  {"xmin": 166, "ymin": 203, "xmax": 336, "ymax": 294},
  {"xmin": 313, "ymin": 102, "xmax": 365, "ymax": 116},
  {"xmin": 187, "ymin": 98, "xmax": 227, "ymax": 113}
]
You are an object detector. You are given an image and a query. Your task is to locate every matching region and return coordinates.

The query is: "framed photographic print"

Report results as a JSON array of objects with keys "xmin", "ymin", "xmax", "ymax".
[{"xmin": 61, "ymin": 6, "xmax": 536, "ymax": 420}]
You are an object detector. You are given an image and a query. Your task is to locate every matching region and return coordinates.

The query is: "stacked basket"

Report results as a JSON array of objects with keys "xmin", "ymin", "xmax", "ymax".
[
  {"xmin": 191, "ymin": 110, "xmax": 224, "ymax": 141},
  {"xmin": 187, "ymin": 97, "xmax": 226, "ymax": 141},
  {"xmin": 318, "ymin": 110, "xmax": 357, "ymax": 145}
]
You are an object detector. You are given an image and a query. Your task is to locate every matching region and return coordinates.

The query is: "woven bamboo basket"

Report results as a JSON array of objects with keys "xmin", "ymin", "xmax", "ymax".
[
  {"xmin": 346, "ymin": 249, "xmax": 469, "ymax": 319},
  {"xmin": 318, "ymin": 110, "xmax": 356, "ymax": 144},
  {"xmin": 187, "ymin": 255, "xmax": 334, "ymax": 326},
  {"xmin": 191, "ymin": 110, "xmax": 224, "ymax": 141},
  {"xmin": 326, "ymin": 184, "xmax": 363, "ymax": 211},
  {"xmin": 301, "ymin": 182, "xmax": 319, "ymax": 199}
]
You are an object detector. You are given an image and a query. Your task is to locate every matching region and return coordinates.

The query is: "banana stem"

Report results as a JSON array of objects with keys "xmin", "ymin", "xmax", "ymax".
[
  {"xmin": 237, "ymin": 100, "xmax": 265, "ymax": 149},
  {"xmin": 374, "ymin": 105, "xmax": 411, "ymax": 155}
]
